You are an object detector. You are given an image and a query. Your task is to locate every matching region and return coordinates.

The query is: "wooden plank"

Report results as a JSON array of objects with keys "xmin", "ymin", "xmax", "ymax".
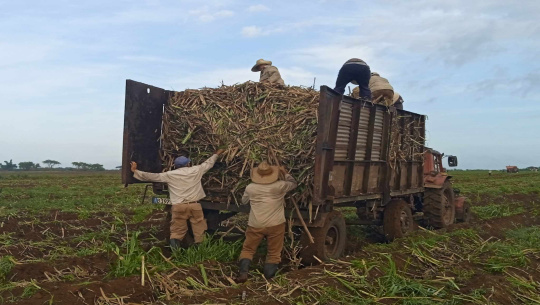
[
  {"xmin": 395, "ymin": 114, "xmax": 405, "ymax": 190},
  {"xmin": 362, "ymin": 107, "xmax": 377, "ymax": 193},
  {"xmin": 343, "ymin": 103, "xmax": 361, "ymax": 195},
  {"xmin": 419, "ymin": 115, "xmax": 426, "ymax": 187},
  {"xmin": 381, "ymin": 110, "xmax": 393, "ymax": 204},
  {"xmin": 406, "ymin": 115, "xmax": 414, "ymax": 189}
]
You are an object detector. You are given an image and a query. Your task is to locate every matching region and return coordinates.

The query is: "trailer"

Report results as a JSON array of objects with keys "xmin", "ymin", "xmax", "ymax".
[{"xmin": 122, "ymin": 80, "xmax": 467, "ymax": 264}]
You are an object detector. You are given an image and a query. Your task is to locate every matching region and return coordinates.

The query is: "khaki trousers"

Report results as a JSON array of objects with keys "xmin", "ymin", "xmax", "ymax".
[
  {"xmin": 239, "ymin": 223, "xmax": 285, "ymax": 264},
  {"xmin": 171, "ymin": 202, "xmax": 207, "ymax": 243}
]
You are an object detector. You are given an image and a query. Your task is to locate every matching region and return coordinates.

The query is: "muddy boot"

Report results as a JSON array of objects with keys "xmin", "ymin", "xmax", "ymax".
[
  {"xmin": 235, "ymin": 259, "xmax": 251, "ymax": 283},
  {"xmin": 263, "ymin": 263, "xmax": 279, "ymax": 279},
  {"xmin": 169, "ymin": 238, "xmax": 181, "ymax": 250}
]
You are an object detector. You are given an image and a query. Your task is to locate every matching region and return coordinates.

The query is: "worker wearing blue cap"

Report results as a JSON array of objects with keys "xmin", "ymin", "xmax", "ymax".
[{"xmin": 130, "ymin": 148, "xmax": 226, "ymax": 248}]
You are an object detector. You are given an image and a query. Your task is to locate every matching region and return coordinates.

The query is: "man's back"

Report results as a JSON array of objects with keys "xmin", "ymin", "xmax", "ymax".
[{"xmin": 242, "ymin": 175, "xmax": 297, "ymax": 228}]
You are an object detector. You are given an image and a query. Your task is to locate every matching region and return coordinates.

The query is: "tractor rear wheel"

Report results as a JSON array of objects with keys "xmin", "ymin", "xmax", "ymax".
[
  {"xmin": 299, "ymin": 211, "xmax": 346, "ymax": 265},
  {"xmin": 423, "ymin": 181, "xmax": 456, "ymax": 228},
  {"xmin": 383, "ymin": 200, "xmax": 414, "ymax": 241}
]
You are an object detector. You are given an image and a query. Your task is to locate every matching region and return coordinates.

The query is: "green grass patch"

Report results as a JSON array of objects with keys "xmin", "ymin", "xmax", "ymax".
[
  {"xmin": 0, "ymin": 256, "xmax": 15, "ymax": 282},
  {"xmin": 472, "ymin": 204, "xmax": 525, "ymax": 220},
  {"xmin": 484, "ymin": 226, "xmax": 540, "ymax": 272},
  {"xmin": 171, "ymin": 237, "xmax": 243, "ymax": 266}
]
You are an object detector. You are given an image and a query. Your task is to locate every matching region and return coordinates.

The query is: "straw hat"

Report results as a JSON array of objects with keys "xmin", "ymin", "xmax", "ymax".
[
  {"xmin": 251, "ymin": 59, "xmax": 272, "ymax": 72},
  {"xmin": 393, "ymin": 92, "xmax": 401, "ymax": 103},
  {"xmin": 251, "ymin": 161, "xmax": 279, "ymax": 184}
]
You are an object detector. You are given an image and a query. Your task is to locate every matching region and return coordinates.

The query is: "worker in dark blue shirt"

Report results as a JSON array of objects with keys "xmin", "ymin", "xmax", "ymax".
[{"xmin": 334, "ymin": 58, "xmax": 372, "ymax": 99}]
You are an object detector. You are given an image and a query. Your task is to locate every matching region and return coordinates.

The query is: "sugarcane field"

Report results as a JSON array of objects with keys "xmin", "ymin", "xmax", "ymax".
[{"xmin": 1, "ymin": 2, "xmax": 540, "ymax": 305}]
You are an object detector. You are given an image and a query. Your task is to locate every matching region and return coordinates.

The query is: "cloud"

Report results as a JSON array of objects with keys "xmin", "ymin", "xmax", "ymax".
[
  {"xmin": 247, "ymin": 4, "xmax": 270, "ymax": 12},
  {"xmin": 466, "ymin": 72, "xmax": 540, "ymax": 100},
  {"xmin": 188, "ymin": 7, "xmax": 234, "ymax": 22},
  {"xmin": 241, "ymin": 26, "xmax": 264, "ymax": 37}
]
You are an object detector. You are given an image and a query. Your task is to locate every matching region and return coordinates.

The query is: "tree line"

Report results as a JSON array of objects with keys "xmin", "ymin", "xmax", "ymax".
[{"xmin": 1, "ymin": 159, "xmax": 106, "ymax": 171}]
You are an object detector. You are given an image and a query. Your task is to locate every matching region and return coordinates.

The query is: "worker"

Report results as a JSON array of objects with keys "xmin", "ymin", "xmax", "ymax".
[
  {"xmin": 392, "ymin": 92, "xmax": 404, "ymax": 110},
  {"xmin": 235, "ymin": 162, "xmax": 297, "ymax": 283},
  {"xmin": 334, "ymin": 58, "xmax": 372, "ymax": 99},
  {"xmin": 130, "ymin": 148, "xmax": 226, "ymax": 249},
  {"xmin": 369, "ymin": 72, "xmax": 394, "ymax": 106},
  {"xmin": 251, "ymin": 59, "xmax": 285, "ymax": 85}
]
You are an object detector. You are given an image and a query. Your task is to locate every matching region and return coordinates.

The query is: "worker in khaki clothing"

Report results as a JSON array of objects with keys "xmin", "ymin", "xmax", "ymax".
[
  {"xmin": 251, "ymin": 59, "xmax": 285, "ymax": 85},
  {"xmin": 130, "ymin": 149, "xmax": 225, "ymax": 248},
  {"xmin": 236, "ymin": 162, "xmax": 297, "ymax": 283}
]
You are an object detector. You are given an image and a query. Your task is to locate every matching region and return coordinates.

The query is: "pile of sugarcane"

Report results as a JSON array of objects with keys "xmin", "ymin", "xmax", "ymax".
[
  {"xmin": 160, "ymin": 82, "xmax": 319, "ymax": 205},
  {"xmin": 389, "ymin": 112, "xmax": 425, "ymax": 169},
  {"xmin": 160, "ymin": 82, "xmax": 425, "ymax": 204}
]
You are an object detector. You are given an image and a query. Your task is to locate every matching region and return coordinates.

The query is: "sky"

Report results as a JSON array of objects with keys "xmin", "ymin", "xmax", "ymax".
[{"xmin": 1, "ymin": 0, "xmax": 539, "ymax": 170}]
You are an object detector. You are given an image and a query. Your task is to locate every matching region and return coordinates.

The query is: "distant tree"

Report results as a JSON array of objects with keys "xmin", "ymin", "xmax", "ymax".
[
  {"xmin": 34, "ymin": 163, "xmax": 41, "ymax": 169},
  {"xmin": 90, "ymin": 163, "xmax": 105, "ymax": 171},
  {"xmin": 72, "ymin": 162, "xmax": 82, "ymax": 169},
  {"xmin": 1, "ymin": 160, "xmax": 17, "ymax": 170},
  {"xmin": 43, "ymin": 160, "xmax": 61, "ymax": 168},
  {"xmin": 18, "ymin": 162, "xmax": 35, "ymax": 170},
  {"xmin": 115, "ymin": 166, "xmax": 122, "ymax": 169}
]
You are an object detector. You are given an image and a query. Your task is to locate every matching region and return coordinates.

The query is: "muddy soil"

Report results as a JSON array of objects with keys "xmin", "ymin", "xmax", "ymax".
[{"xmin": 1, "ymin": 195, "xmax": 539, "ymax": 305}]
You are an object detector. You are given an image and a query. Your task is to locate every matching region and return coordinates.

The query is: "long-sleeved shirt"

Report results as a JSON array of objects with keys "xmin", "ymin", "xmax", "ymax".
[
  {"xmin": 134, "ymin": 154, "xmax": 218, "ymax": 204},
  {"xmin": 241, "ymin": 174, "xmax": 297, "ymax": 228},
  {"xmin": 259, "ymin": 66, "xmax": 285, "ymax": 85}
]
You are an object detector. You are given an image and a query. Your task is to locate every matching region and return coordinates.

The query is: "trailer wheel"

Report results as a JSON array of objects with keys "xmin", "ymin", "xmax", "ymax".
[
  {"xmin": 423, "ymin": 181, "xmax": 455, "ymax": 228},
  {"xmin": 383, "ymin": 200, "xmax": 414, "ymax": 241},
  {"xmin": 456, "ymin": 201, "xmax": 471, "ymax": 223},
  {"xmin": 299, "ymin": 211, "xmax": 346, "ymax": 265}
]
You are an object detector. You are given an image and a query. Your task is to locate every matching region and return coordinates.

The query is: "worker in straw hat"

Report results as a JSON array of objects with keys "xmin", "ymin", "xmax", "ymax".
[
  {"xmin": 392, "ymin": 92, "xmax": 404, "ymax": 110},
  {"xmin": 235, "ymin": 161, "xmax": 297, "ymax": 283},
  {"xmin": 130, "ymin": 148, "xmax": 226, "ymax": 249},
  {"xmin": 251, "ymin": 59, "xmax": 285, "ymax": 85},
  {"xmin": 334, "ymin": 58, "xmax": 372, "ymax": 99}
]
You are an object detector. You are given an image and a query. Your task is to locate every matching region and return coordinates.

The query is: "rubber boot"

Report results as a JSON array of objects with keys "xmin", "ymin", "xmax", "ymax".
[
  {"xmin": 169, "ymin": 238, "xmax": 181, "ymax": 250},
  {"xmin": 235, "ymin": 259, "xmax": 251, "ymax": 283},
  {"xmin": 263, "ymin": 263, "xmax": 279, "ymax": 279}
]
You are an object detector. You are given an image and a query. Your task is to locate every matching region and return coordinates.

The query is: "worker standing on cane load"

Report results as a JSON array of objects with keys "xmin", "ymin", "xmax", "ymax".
[
  {"xmin": 369, "ymin": 72, "xmax": 394, "ymax": 106},
  {"xmin": 334, "ymin": 58, "xmax": 372, "ymax": 99},
  {"xmin": 251, "ymin": 59, "xmax": 285, "ymax": 85},
  {"xmin": 392, "ymin": 92, "xmax": 404, "ymax": 110},
  {"xmin": 235, "ymin": 162, "xmax": 297, "ymax": 283},
  {"xmin": 130, "ymin": 148, "xmax": 226, "ymax": 249}
]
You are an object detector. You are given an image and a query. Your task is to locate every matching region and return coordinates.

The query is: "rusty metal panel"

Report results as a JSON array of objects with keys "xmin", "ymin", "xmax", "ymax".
[
  {"xmin": 355, "ymin": 110, "xmax": 370, "ymax": 160},
  {"xmin": 314, "ymin": 86, "xmax": 342, "ymax": 205},
  {"xmin": 329, "ymin": 165, "xmax": 347, "ymax": 197},
  {"xmin": 335, "ymin": 101, "xmax": 353, "ymax": 161},
  {"xmin": 371, "ymin": 110, "xmax": 384, "ymax": 161},
  {"xmin": 122, "ymin": 80, "xmax": 170, "ymax": 185}
]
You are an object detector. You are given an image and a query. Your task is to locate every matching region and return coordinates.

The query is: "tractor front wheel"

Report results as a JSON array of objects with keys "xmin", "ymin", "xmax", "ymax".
[
  {"xmin": 456, "ymin": 201, "xmax": 471, "ymax": 223},
  {"xmin": 423, "ymin": 181, "xmax": 456, "ymax": 228}
]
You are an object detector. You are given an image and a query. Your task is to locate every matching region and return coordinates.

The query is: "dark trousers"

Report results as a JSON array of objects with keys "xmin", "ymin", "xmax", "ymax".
[{"xmin": 334, "ymin": 64, "xmax": 372, "ymax": 99}]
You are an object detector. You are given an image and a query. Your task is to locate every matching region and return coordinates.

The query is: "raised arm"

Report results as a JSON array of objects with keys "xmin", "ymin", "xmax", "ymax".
[
  {"xmin": 278, "ymin": 167, "xmax": 297, "ymax": 193},
  {"xmin": 280, "ymin": 174, "xmax": 298, "ymax": 193},
  {"xmin": 131, "ymin": 162, "xmax": 168, "ymax": 182},
  {"xmin": 198, "ymin": 148, "xmax": 226, "ymax": 174}
]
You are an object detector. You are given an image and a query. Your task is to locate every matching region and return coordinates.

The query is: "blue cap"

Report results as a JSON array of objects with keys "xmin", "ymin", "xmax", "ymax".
[{"xmin": 174, "ymin": 156, "xmax": 191, "ymax": 167}]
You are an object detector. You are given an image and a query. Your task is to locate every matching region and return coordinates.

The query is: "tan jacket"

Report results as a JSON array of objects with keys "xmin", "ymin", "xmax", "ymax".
[
  {"xmin": 134, "ymin": 154, "xmax": 218, "ymax": 204},
  {"xmin": 260, "ymin": 66, "xmax": 285, "ymax": 85},
  {"xmin": 241, "ymin": 174, "xmax": 297, "ymax": 228}
]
